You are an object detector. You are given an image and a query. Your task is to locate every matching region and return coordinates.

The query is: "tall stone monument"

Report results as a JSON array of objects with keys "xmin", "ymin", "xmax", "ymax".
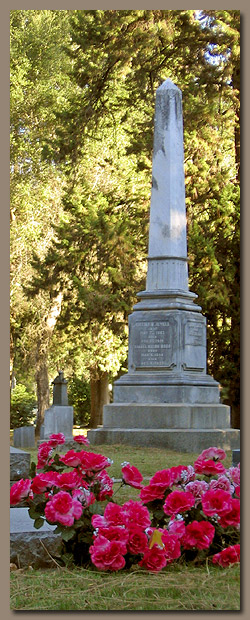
[{"xmin": 88, "ymin": 79, "xmax": 240, "ymax": 452}]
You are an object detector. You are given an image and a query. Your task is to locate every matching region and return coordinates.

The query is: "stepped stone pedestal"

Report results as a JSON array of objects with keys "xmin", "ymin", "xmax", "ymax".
[{"xmin": 87, "ymin": 79, "xmax": 240, "ymax": 453}]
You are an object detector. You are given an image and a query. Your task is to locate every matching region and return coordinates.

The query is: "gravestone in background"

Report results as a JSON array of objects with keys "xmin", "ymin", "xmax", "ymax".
[
  {"xmin": 13, "ymin": 425, "xmax": 35, "ymax": 448},
  {"xmin": 88, "ymin": 79, "xmax": 240, "ymax": 453},
  {"xmin": 39, "ymin": 371, "xmax": 74, "ymax": 444}
]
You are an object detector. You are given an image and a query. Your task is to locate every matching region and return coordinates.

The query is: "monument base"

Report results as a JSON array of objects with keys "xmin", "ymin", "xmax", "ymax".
[{"xmin": 87, "ymin": 426, "xmax": 240, "ymax": 453}]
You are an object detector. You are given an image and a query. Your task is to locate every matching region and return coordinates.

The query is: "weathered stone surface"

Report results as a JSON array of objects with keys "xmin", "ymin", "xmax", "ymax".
[
  {"xmin": 10, "ymin": 507, "xmax": 62, "ymax": 568},
  {"xmin": 87, "ymin": 428, "xmax": 240, "ymax": 453},
  {"xmin": 43, "ymin": 405, "xmax": 73, "ymax": 439},
  {"xmin": 102, "ymin": 403, "xmax": 230, "ymax": 430},
  {"xmin": 13, "ymin": 426, "xmax": 35, "ymax": 448},
  {"xmin": 10, "ymin": 446, "xmax": 30, "ymax": 481},
  {"xmin": 232, "ymin": 449, "xmax": 240, "ymax": 466}
]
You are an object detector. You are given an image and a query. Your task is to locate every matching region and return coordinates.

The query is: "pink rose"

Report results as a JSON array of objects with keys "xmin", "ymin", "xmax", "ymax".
[
  {"xmin": 37, "ymin": 442, "xmax": 54, "ymax": 469},
  {"xmin": 57, "ymin": 470, "xmax": 84, "ymax": 491},
  {"xmin": 139, "ymin": 545, "xmax": 167, "ymax": 573},
  {"xmin": 212, "ymin": 544, "xmax": 240, "ymax": 567},
  {"xmin": 209, "ymin": 475, "xmax": 234, "ymax": 495},
  {"xmin": 161, "ymin": 531, "xmax": 181, "ymax": 562},
  {"xmin": 73, "ymin": 435, "xmax": 90, "ymax": 446},
  {"xmin": 194, "ymin": 458, "xmax": 225, "ymax": 476},
  {"xmin": 94, "ymin": 469, "xmax": 114, "ymax": 501},
  {"xmin": 149, "ymin": 468, "xmax": 172, "ymax": 490},
  {"xmin": 163, "ymin": 490, "xmax": 195, "ymax": 517},
  {"xmin": 31, "ymin": 472, "xmax": 60, "ymax": 494},
  {"xmin": 201, "ymin": 489, "xmax": 232, "ymax": 517},
  {"xmin": 10, "ymin": 479, "xmax": 32, "ymax": 506},
  {"xmin": 121, "ymin": 462, "xmax": 143, "ymax": 489},
  {"xmin": 170, "ymin": 465, "xmax": 195, "ymax": 486},
  {"xmin": 59, "ymin": 450, "xmax": 82, "ymax": 468},
  {"xmin": 91, "ymin": 514, "xmax": 107, "ymax": 529},
  {"xmin": 140, "ymin": 483, "xmax": 166, "ymax": 503},
  {"xmin": 227, "ymin": 465, "xmax": 240, "ymax": 487},
  {"xmin": 122, "ymin": 500, "xmax": 151, "ymax": 530},
  {"xmin": 96, "ymin": 526, "xmax": 128, "ymax": 554},
  {"xmin": 104, "ymin": 502, "xmax": 127, "ymax": 526},
  {"xmin": 198, "ymin": 447, "xmax": 226, "ymax": 461},
  {"xmin": 168, "ymin": 518, "xmax": 186, "ymax": 542},
  {"xmin": 72, "ymin": 488, "xmax": 95, "ymax": 507},
  {"xmin": 182, "ymin": 520, "xmax": 215, "ymax": 550},
  {"xmin": 45, "ymin": 490, "xmax": 83, "ymax": 526},
  {"xmin": 48, "ymin": 433, "xmax": 65, "ymax": 446},
  {"xmin": 185, "ymin": 480, "xmax": 209, "ymax": 507},
  {"xmin": 90, "ymin": 534, "xmax": 125, "ymax": 571},
  {"xmin": 127, "ymin": 526, "xmax": 148, "ymax": 555},
  {"xmin": 235, "ymin": 486, "xmax": 240, "ymax": 498},
  {"xmin": 79, "ymin": 451, "xmax": 112, "ymax": 474},
  {"xmin": 219, "ymin": 499, "xmax": 240, "ymax": 528}
]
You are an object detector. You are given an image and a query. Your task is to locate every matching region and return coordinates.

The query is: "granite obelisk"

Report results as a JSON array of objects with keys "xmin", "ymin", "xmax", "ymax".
[{"xmin": 88, "ymin": 79, "xmax": 240, "ymax": 452}]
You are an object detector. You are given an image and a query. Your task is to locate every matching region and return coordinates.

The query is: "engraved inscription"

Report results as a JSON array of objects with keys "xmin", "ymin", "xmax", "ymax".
[
  {"xmin": 185, "ymin": 321, "xmax": 205, "ymax": 346},
  {"xmin": 132, "ymin": 319, "xmax": 176, "ymax": 369},
  {"xmin": 183, "ymin": 320, "xmax": 206, "ymax": 372}
]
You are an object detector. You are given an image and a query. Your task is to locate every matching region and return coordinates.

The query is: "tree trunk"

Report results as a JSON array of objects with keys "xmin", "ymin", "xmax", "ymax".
[
  {"xmin": 88, "ymin": 371, "xmax": 110, "ymax": 428},
  {"xmin": 35, "ymin": 347, "xmax": 50, "ymax": 438}
]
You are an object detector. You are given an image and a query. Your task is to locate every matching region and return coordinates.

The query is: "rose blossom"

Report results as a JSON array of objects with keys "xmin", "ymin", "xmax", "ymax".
[
  {"xmin": 170, "ymin": 465, "xmax": 195, "ymax": 486},
  {"xmin": 168, "ymin": 518, "xmax": 186, "ymax": 542},
  {"xmin": 149, "ymin": 469, "xmax": 172, "ymax": 490},
  {"xmin": 209, "ymin": 475, "xmax": 234, "ymax": 495},
  {"xmin": 185, "ymin": 480, "xmax": 209, "ymax": 507},
  {"xmin": 163, "ymin": 490, "xmax": 195, "ymax": 517},
  {"xmin": 45, "ymin": 490, "xmax": 83, "ymax": 526},
  {"xmin": 57, "ymin": 470, "xmax": 84, "ymax": 491},
  {"xmin": 139, "ymin": 545, "xmax": 167, "ymax": 573},
  {"xmin": 48, "ymin": 433, "xmax": 65, "ymax": 446},
  {"xmin": 10, "ymin": 479, "xmax": 32, "ymax": 506},
  {"xmin": 121, "ymin": 462, "xmax": 143, "ymax": 489},
  {"xmin": 122, "ymin": 500, "xmax": 151, "ymax": 530},
  {"xmin": 201, "ymin": 489, "xmax": 233, "ymax": 518},
  {"xmin": 127, "ymin": 526, "xmax": 148, "ymax": 554},
  {"xmin": 59, "ymin": 450, "xmax": 83, "ymax": 468},
  {"xmin": 182, "ymin": 520, "xmax": 215, "ymax": 550},
  {"xmin": 96, "ymin": 526, "xmax": 129, "ymax": 554},
  {"xmin": 235, "ymin": 486, "xmax": 240, "ymax": 498},
  {"xmin": 73, "ymin": 435, "xmax": 90, "ymax": 446},
  {"xmin": 161, "ymin": 531, "xmax": 181, "ymax": 562},
  {"xmin": 79, "ymin": 451, "xmax": 112, "ymax": 474},
  {"xmin": 219, "ymin": 499, "xmax": 240, "ymax": 528},
  {"xmin": 198, "ymin": 447, "xmax": 226, "ymax": 461},
  {"xmin": 140, "ymin": 483, "xmax": 166, "ymax": 503},
  {"xmin": 103, "ymin": 502, "xmax": 127, "ymax": 526},
  {"xmin": 194, "ymin": 458, "xmax": 225, "ymax": 476},
  {"xmin": 91, "ymin": 514, "xmax": 107, "ymax": 529},
  {"xmin": 89, "ymin": 534, "xmax": 125, "ymax": 571},
  {"xmin": 227, "ymin": 465, "xmax": 240, "ymax": 487},
  {"xmin": 31, "ymin": 472, "xmax": 60, "ymax": 494},
  {"xmin": 94, "ymin": 469, "xmax": 114, "ymax": 501},
  {"xmin": 212, "ymin": 544, "xmax": 240, "ymax": 567},
  {"xmin": 37, "ymin": 442, "xmax": 54, "ymax": 469},
  {"xmin": 72, "ymin": 488, "xmax": 95, "ymax": 507}
]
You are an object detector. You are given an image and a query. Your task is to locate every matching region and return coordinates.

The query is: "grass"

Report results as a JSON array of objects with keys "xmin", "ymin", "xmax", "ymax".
[
  {"xmin": 10, "ymin": 563, "xmax": 240, "ymax": 611},
  {"xmin": 10, "ymin": 439, "xmax": 239, "ymax": 611}
]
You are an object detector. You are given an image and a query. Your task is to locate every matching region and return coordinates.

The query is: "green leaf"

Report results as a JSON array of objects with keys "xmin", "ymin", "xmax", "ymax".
[
  {"xmin": 34, "ymin": 517, "xmax": 45, "ymax": 529},
  {"xmin": 60, "ymin": 527, "xmax": 76, "ymax": 541},
  {"xmin": 28, "ymin": 506, "xmax": 43, "ymax": 520}
]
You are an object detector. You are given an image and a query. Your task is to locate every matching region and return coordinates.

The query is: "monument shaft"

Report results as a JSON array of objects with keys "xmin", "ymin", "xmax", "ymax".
[{"xmin": 88, "ymin": 79, "xmax": 240, "ymax": 453}]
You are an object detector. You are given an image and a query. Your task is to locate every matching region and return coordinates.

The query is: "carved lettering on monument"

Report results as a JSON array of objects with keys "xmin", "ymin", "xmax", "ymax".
[{"xmin": 132, "ymin": 319, "xmax": 177, "ymax": 370}]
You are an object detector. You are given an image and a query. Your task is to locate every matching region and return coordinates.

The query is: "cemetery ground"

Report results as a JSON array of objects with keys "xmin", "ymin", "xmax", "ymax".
[{"xmin": 10, "ymin": 436, "xmax": 240, "ymax": 611}]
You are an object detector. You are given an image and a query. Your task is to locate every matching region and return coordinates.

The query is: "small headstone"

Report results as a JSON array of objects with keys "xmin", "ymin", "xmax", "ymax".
[
  {"xmin": 52, "ymin": 370, "xmax": 68, "ymax": 405},
  {"xmin": 13, "ymin": 426, "xmax": 35, "ymax": 448},
  {"xmin": 10, "ymin": 446, "xmax": 30, "ymax": 481},
  {"xmin": 10, "ymin": 507, "xmax": 61, "ymax": 568}
]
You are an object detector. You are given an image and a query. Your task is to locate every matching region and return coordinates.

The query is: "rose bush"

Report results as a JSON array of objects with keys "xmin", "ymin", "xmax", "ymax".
[{"xmin": 10, "ymin": 437, "xmax": 240, "ymax": 571}]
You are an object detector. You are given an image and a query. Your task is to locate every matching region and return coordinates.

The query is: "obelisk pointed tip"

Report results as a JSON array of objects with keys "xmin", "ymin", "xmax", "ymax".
[{"xmin": 157, "ymin": 78, "xmax": 182, "ymax": 94}]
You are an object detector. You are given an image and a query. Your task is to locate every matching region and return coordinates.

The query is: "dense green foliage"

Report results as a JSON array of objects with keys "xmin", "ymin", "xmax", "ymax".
[
  {"xmin": 10, "ymin": 384, "xmax": 37, "ymax": 428},
  {"xmin": 10, "ymin": 10, "xmax": 240, "ymax": 429},
  {"xmin": 67, "ymin": 376, "xmax": 91, "ymax": 427}
]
